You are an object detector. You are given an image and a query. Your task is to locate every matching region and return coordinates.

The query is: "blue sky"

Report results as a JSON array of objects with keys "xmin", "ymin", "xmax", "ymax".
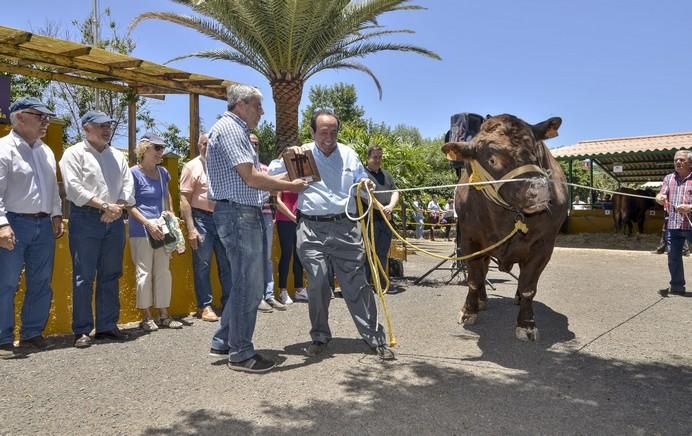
[{"xmin": 4, "ymin": 0, "xmax": 692, "ymax": 149}]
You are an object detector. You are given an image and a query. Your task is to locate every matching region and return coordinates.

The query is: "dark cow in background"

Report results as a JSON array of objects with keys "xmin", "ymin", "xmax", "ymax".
[
  {"xmin": 612, "ymin": 188, "xmax": 657, "ymax": 236},
  {"xmin": 442, "ymin": 114, "xmax": 568, "ymax": 341}
]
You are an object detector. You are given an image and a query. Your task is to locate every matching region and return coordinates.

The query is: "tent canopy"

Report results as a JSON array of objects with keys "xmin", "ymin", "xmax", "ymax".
[{"xmin": 550, "ymin": 132, "xmax": 692, "ymax": 184}]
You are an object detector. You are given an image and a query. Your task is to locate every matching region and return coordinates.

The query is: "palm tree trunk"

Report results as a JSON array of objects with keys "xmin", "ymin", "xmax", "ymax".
[{"xmin": 271, "ymin": 79, "xmax": 303, "ymax": 152}]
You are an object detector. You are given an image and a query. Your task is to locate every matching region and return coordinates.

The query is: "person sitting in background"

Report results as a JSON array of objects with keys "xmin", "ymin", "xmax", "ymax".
[
  {"xmin": 128, "ymin": 134, "xmax": 183, "ymax": 331},
  {"xmin": 572, "ymin": 194, "xmax": 587, "ymax": 210},
  {"xmin": 427, "ymin": 194, "xmax": 441, "ymax": 241},
  {"xmin": 179, "ymin": 133, "xmax": 231, "ymax": 322}
]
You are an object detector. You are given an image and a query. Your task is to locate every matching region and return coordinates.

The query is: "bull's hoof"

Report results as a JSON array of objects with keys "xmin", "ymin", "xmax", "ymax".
[
  {"xmin": 515, "ymin": 326, "xmax": 539, "ymax": 342},
  {"xmin": 458, "ymin": 312, "xmax": 477, "ymax": 325},
  {"xmin": 513, "ymin": 295, "xmax": 520, "ymax": 305},
  {"xmin": 478, "ymin": 300, "xmax": 488, "ymax": 311}
]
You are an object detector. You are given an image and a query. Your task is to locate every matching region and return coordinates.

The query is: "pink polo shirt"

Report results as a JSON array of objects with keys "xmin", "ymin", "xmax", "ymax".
[{"xmin": 180, "ymin": 156, "xmax": 215, "ymax": 213}]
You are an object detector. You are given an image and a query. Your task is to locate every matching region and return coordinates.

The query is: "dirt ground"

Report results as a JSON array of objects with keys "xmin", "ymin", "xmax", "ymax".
[{"xmin": 1, "ymin": 240, "xmax": 690, "ymax": 435}]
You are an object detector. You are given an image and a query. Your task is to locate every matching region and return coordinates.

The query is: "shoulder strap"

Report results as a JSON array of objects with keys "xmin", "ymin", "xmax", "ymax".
[{"xmin": 158, "ymin": 166, "xmax": 167, "ymax": 211}]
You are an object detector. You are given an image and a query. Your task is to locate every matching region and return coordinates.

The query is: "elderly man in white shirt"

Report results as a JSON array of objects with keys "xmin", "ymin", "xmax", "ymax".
[
  {"xmin": 0, "ymin": 97, "xmax": 63, "ymax": 359},
  {"xmin": 59, "ymin": 110, "xmax": 135, "ymax": 348}
]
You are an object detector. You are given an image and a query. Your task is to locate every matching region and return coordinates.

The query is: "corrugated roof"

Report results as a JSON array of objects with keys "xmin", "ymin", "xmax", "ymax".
[
  {"xmin": 550, "ymin": 132, "xmax": 692, "ymax": 184},
  {"xmin": 551, "ymin": 132, "xmax": 692, "ymax": 159}
]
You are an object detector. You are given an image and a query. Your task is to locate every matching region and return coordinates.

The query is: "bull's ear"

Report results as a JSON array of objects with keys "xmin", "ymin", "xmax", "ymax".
[
  {"xmin": 532, "ymin": 117, "xmax": 562, "ymax": 140},
  {"xmin": 441, "ymin": 142, "xmax": 476, "ymax": 161}
]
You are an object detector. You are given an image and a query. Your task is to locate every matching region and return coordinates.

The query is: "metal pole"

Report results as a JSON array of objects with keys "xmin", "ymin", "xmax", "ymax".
[{"xmin": 92, "ymin": 0, "xmax": 101, "ymax": 111}]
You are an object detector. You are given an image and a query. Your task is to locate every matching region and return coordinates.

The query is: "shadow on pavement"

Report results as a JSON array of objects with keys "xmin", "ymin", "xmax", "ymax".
[{"xmin": 143, "ymin": 296, "xmax": 690, "ymax": 435}]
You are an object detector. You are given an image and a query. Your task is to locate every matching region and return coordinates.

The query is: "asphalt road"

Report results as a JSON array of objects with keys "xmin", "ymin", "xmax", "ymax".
[{"xmin": 1, "ymin": 241, "xmax": 690, "ymax": 435}]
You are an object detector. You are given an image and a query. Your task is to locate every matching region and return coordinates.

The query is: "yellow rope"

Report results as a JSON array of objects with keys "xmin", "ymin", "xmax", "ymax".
[
  {"xmin": 356, "ymin": 184, "xmax": 396, "ymax": 347},
  {"xmin": 353, "ymin": 178, "xmax": 531, "ymax": 346}
]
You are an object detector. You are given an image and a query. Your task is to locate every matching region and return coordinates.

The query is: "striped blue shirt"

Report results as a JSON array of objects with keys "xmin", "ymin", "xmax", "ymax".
[
  {"xmin": 206, "ymin": 111, "xmax": 263, "ymax": 207},
  {"xmin": 268, "ymin": 142, "xmax": 368, "ymax": 215}
]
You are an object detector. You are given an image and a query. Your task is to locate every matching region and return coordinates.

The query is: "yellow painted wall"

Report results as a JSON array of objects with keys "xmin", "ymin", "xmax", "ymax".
[
  {"xmin": 566, "ymin": 209, "xmax": 664, "ymax": 234},
  {"xmin": 12, "ymin": 224, "xmax": 304, "ymax": 338}
]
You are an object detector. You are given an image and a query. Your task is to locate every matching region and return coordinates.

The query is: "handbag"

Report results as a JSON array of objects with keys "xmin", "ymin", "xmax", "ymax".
[{"xmin": 146, "ymin": 167, "xmax": 177, "ymax": 249}]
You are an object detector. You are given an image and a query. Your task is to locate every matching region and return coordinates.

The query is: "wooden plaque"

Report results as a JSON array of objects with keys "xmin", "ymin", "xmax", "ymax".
[{"xmin": 283, "ymin": 148, "xmax": 321, "ymax": 183}]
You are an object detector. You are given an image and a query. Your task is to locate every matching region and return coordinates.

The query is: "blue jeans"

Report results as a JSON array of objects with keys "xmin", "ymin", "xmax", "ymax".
[
  {"xmin": 68, "ymin": 206, "xmax": 125, "ymax": 335},
  {"xmin": 262, "ymin": 214, "xmax": 275, "ymax": 299},
  {"xmin": 414, "ymin": 212, "xmax": 424, "ymax": 239},
  {"xmin": 0, "ymin": 213, "xmax": 55, "ymax": 345},
  {"xmin": 191, "ymin": 209, "xmax": 231, "ymax": 309},
  {"xmin": 210, "ymin": 201, "xmax": 265, "ymax": 362},
  {"xmin": 666, "ymin": 229, "xmax": 692, "ymax": 291}
]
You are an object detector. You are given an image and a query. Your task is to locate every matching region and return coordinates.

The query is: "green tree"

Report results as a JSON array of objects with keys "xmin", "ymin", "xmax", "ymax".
[
  {"xmin": 254, "ymin": 120, "xmax": 278, "ymax": 165},
  {"xmin": 44, "ymin": 9, "xmax": 151, "ymax": 144},
  {"xmin": 299, "ymin": 82, "xmax": 365, "ymax": 141},
  {"xmin": 131, "ymin": 0, "xmax": 440, "ymax": 151}
]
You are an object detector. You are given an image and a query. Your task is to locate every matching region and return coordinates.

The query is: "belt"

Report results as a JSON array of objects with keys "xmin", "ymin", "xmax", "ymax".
[
  {"xmin": 192, "ymin": 207, "xmax": 214, "ymax": 215},
  {"xmin": 11, "ymin": 212, "xmax": 50, "ymax": 219},
  {"xmin": 298, "ymin": 211, "xmax": 349, "ymax": 222},
  {"xmin": 216, "ymin": 199, "xmax": 229, "ymax": 203}
]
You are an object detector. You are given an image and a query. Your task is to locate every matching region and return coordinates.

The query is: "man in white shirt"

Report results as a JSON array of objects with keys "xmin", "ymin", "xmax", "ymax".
[
  {"xmin": 59, "ymin": 111, "xmax": 135, "ymax": 348},
  {"xmin": 0, "ymin": 97, "xmax": 63, "ymax": 359}
]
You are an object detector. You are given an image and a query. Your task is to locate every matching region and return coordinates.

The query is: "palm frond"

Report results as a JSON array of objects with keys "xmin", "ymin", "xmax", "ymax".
[{"xmin": 305, "ymin": 61, "xmax": 383, "ymax": 99}]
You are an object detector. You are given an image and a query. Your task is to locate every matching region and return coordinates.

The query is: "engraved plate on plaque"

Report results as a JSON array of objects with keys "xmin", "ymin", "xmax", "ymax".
[{"xmin": 284, "ymin": 148, "xmax": 321, "ymax": 183}]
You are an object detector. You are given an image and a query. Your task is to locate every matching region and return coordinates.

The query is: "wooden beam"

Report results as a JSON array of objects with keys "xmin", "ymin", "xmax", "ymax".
[
  {"xmin": 59, "ymin": 46, "xmax": 92, "ymax": 57},
  {"xmin": 0, "ymin": 44, "xmax": 228, "ymax": 99},
  {"xmin": 0, "ymin": 62, "xmax": 128, "ymax": 93},
  {"xmin": 188, "ymin": 79, "xmax": 225, "ymax": 86},
  {"xmin": 107, "ymin": 59, "xmax": 143, "ymax": 69},
  {"xmin": 135, "ymin": 85, "xmax": 184, "ymax": 95},
  {"xmin": 128, "ymin": 98, "xmax": 137, "ymax": 165},
  {"xmin": 138, "ymin": 94, "xmax": 166, "ymax": 101},
  {"xmin": 163, "ymin": 72, "xmax": 192, "ymax": 80},
  {"xmin": 189, "ymin": 93, "xmax": 199, "ymax": 158},
  {"xmin": 0, "ymin": 31, "xmax": 32, "ymax": 45}
]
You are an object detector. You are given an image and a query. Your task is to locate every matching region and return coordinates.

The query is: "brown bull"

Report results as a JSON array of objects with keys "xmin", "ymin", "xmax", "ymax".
[
  {"xmin": 441, "ymin": 114, "xmax": 568, "ymax": 341},
  {"xmin": 612, "ymin": 188, "xmax": 657, "ymax": 236}
]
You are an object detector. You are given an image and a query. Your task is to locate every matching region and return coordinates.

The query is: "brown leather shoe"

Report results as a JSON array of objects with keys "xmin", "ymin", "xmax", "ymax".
[{"xmin": 200, "ymin": 306, "xmax": 219, "ymax": 322}]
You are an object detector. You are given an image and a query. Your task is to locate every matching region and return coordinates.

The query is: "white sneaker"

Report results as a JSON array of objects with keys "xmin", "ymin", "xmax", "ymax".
[
  {"xmin": 294, "ymin": 288, "xmax": 309, "ymax": 302},
  {"xmin": 266, "ymin": 297, "xmax": 287, "ymax": 311},
  {"xmin": 279, "ymin": 289, "xmax": 293, "ymax": 305},
  {"xmin": 257, "ymin": 299, "xmax": 274, "ymax": 313}
]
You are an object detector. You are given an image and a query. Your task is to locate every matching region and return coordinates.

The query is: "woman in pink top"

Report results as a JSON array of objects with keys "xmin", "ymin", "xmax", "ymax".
[{"xmin": 275, "ymin": 190, "xmax": 306, "ymax": 303}]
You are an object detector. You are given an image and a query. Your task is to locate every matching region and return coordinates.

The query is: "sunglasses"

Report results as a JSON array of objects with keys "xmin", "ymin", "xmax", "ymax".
[
  {"xmin": 22, "ymin": 111, "xmax": 51, "ymax": 122},
  {"xmin": 153, "ymin": 145, "xmax": 165, "ymax": 152}
]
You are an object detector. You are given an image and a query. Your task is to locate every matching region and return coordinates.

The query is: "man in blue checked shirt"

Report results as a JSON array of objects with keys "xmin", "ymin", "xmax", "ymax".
[
  {"xmin": 656, "ymin": 150, "xmax": 692, "ymax": 297},
  {"xmin": 268, "ymin": 110, "xmax": 396, "ymax": 361},
  {"xmin": 206, "ymin": 84, "xmax": 307, "ymax": 373}
]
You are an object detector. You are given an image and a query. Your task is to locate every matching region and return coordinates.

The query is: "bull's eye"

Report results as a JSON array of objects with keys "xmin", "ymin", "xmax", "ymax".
[{"xmin": 488, "ymin": 157, "xmax": 497, "ymax": 167}]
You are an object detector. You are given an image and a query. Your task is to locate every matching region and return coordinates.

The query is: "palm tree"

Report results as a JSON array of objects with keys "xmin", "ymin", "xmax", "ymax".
[{"xmin": 130, "ymin": 0, "xmax": 440, "ymax": 150}]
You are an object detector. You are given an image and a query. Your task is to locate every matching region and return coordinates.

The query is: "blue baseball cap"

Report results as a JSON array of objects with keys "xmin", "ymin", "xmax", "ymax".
[
  {"xmin": 140, "ymin": 132, "xmax": 166, "ymax": 146},
  {"xmin": 9, "ymin": 97, "xmax": 56, "ymax": 116},
  {"xmin": 80, "ymin": 110, "xmax": 114, "ymax": 126}
]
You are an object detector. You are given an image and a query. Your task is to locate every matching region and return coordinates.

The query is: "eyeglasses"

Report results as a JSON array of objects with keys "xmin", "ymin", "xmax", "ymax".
[
  {"xmin": 22, "ymin": 111, "xmax": 51, "ymax": 122},
  {"xmin": 153, "ymin": 145, "xmax": 165, "ymax": 152}
]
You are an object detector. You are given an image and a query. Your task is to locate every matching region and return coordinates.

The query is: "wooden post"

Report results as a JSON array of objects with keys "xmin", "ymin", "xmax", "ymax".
[
  {"xmin": 128, "ymin": 97, "xmax": 136, "ymax": 164},
  {"xmin": 189, "ymin": 93, "xmax": 199, "ymax": 158}
]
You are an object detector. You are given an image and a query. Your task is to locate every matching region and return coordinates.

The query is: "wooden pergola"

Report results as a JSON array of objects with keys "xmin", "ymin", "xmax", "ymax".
[{"xmin": 0, "ymin": 24, "xmax": 236, "ymax": 160}]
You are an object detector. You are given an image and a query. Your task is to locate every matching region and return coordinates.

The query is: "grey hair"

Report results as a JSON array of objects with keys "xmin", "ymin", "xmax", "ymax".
[
  {"xmin": 198, "ymin": 132, "xmax": 208, "ymax": 146},
  {"xmin": 9, "ymin": 111, "xmax": 19, "ymax": 126},
  {"xmin": 226, "ymin": 84, "xmax": 262, "ymax": 110},
  {"xmin": 687, "ymin": 150, "xmax": 692, "ymax": 162}
]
